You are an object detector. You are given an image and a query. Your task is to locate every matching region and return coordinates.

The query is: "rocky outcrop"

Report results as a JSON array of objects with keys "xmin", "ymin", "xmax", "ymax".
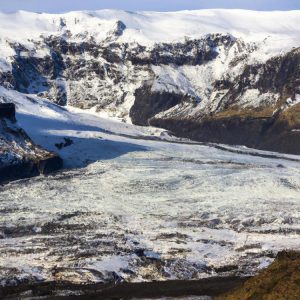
[
  {"xmin": 0, "ymin": 103, "xmax": 16, "ymax": 119},
  {"xmin": 131, "ymin": 48, "xmax": 300, "ymax": 155},
  {"xmin": 127, "ymin": 34, "xmax": 234, "ymax": 66},
  {"xmin": 213, "ymin": 47, "xmax": 300, "ymax": 111},
  {"xmin": 150, "ymin": 103, "xmax": 300, "ymax": 155},
  {"xmin": 0, "ymin": 103, "xmax": 63, "ymax": 184},
  {"xmin": 130, "ymin": 85, "xmax": 191, "ymax": 126}
]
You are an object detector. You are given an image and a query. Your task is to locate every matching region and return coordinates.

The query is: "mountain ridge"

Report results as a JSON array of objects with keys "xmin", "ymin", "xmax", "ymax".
[{"xmin": 0, "ymin": 9, "xmax": 299, "ymax": 154}]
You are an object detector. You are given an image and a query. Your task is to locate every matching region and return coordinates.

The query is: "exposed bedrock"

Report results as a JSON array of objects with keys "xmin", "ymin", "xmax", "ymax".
[
  {"xmin": 0, "ymin": 33, "xmax": 236, "ymax": 108},
  {"xmin": 131, "ymin": 48, "xmax": 300, "ymax": 154},
  {"xmin": 0, "ymin": 103, "xmax": 63, "ymax": 184},
  {"xmin": 150, "ymin": 112, "xmax": 300, "ymax": 155},
  {"xmin": 130, "ymin": 86, "xmax": 191, "ymax": 126},
  {"xmin": 0, "ymin": 103, "xmax": 16, "ymax": 120},
  {"xmin": 215, "ymin": 47, "xmax": 300, "ymax": 111}
]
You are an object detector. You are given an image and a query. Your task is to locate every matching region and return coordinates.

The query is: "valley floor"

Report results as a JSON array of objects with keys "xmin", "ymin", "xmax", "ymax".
[{"xmin": 0, "ymin": 91, "xmax": 300, "ymax": 295}]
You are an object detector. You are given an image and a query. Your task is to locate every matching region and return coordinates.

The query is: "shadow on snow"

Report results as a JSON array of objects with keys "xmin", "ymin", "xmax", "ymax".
[{"xmin": 16, "ymin": 112, "xmax": 148, "ymax": 169}]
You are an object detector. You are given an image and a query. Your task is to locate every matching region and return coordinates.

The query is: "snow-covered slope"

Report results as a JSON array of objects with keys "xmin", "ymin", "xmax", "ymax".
[
  {"xmin": 0, "ymin": 86, "xmax": 173, "ymax": 168},
  {"xmin": 0, "ymin": 9, "xmax": 299, "ymax": 154},
  {"xmin": 0, "ymin": 9, "xmax": 299, "ymax": 46},
  {"xmin": 0, "ymin": 9, "xmax": 299, "ymax": 77}
]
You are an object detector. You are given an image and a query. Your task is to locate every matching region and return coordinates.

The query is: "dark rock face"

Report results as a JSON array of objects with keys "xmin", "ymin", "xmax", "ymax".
[
  {"xmin": 0, "ymin": 155, "xmax": 63, "ymax": 184},
  {"xmin": 0, "ymin": 103, "xmax": 63, "ymax": 184},
  {"xmin": 214, "ymin": 47, "xmax": 300, "ymax": 111},
  {"xmin": 37, "ymin": 155, "xmax": 63, "ymax": 175},
  {"xmin": 0, "ymin": 103, "xmax": 16, "ymax": 120},
  {"xmin": 0, "ymin": 155, "xmax": 64, "ymax": 183},
  {"xmin": 0, "ymin": 162, "xmax": 40, "ymax": 183},
  {"xmin": 130, "ymin": 85, "xmax": 192, "ymax": 126},
  {"xmin": 129, "ymin": 48, "xmax": 300, "ymax": 155},
  {"xmin": 0, "ymin": 276, "xmax": 248, "ymax": 299},
  {"xmin": 150, "ymin": 115, "xmax": 300, "ymax": 155},
  {"xmin": 111, "ymin": 21, "xmax": 126, "ymax": 37},
  {"xmin": 150, "ymin": 117, "xmax": 268, "ymax": 149},
  {"xmin": 127, "ymin": 34, "xmax": 229, "ymax": 66}
]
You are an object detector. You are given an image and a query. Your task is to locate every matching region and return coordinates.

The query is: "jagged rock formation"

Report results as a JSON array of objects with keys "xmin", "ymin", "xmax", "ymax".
[
  {"xmin": 0, "ymin": 10, "xmax": 299, "ymax": 154},
  {"xmin": 0, "ymin": 103, "xmax": 63, "ymax": 183}
]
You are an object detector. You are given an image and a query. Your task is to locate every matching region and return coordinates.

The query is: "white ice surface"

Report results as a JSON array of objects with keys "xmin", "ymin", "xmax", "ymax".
[{"xmin": 0, "ymin": 88, "xmax": 299, "ymax": 284}]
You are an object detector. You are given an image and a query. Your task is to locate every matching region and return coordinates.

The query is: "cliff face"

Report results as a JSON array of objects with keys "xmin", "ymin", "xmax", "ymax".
[
  {"xmin": 134, "ymin": 48, "xmax": 300, "ymax": 154},
  {"xmin": 0, "ymin": 103, "xmax": 63, "ymax": 183},
  {"xmin": 0, "ymin": 10, "xmax": 299, "ymax": 154}
]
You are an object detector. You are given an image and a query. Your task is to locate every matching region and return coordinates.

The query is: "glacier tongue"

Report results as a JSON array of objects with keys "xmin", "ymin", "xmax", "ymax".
[{"xmin": 0, "ymin": 87, "xmax": 300, "ymax": 286}]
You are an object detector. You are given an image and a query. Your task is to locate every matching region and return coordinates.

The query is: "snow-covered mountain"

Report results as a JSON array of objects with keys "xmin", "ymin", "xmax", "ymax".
[{"xmin": 0, "ymin": 9, "xmax": 300, "ymax": 155}]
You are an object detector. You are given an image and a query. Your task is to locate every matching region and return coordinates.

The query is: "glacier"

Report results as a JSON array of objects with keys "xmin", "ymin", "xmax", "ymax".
[
  {"xmin": 0, "ymin": 87, "xmax": 299, "ymax": 286},
  {"xmin": 0, "ymin": 8, "xmax": 299, "ymax": 293}
]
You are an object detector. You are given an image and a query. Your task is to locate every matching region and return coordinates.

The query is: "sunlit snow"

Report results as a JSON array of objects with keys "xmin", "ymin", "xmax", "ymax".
[{"xmin": 0, "ymin": 88, "xmax": 299, "ymax": 284}]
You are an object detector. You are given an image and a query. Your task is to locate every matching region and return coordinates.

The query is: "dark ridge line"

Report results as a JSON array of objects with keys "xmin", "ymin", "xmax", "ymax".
[
  {"xmin": 208, "ymin": 143, "xmax": 300, "ymax": 163},
  {"xmin": 111, "ymin": 131, "xmax": 300, "ymax": 163},
  {"xmin": 0, "ymin": 276, "xmax": 249, "ymax": 299}
]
